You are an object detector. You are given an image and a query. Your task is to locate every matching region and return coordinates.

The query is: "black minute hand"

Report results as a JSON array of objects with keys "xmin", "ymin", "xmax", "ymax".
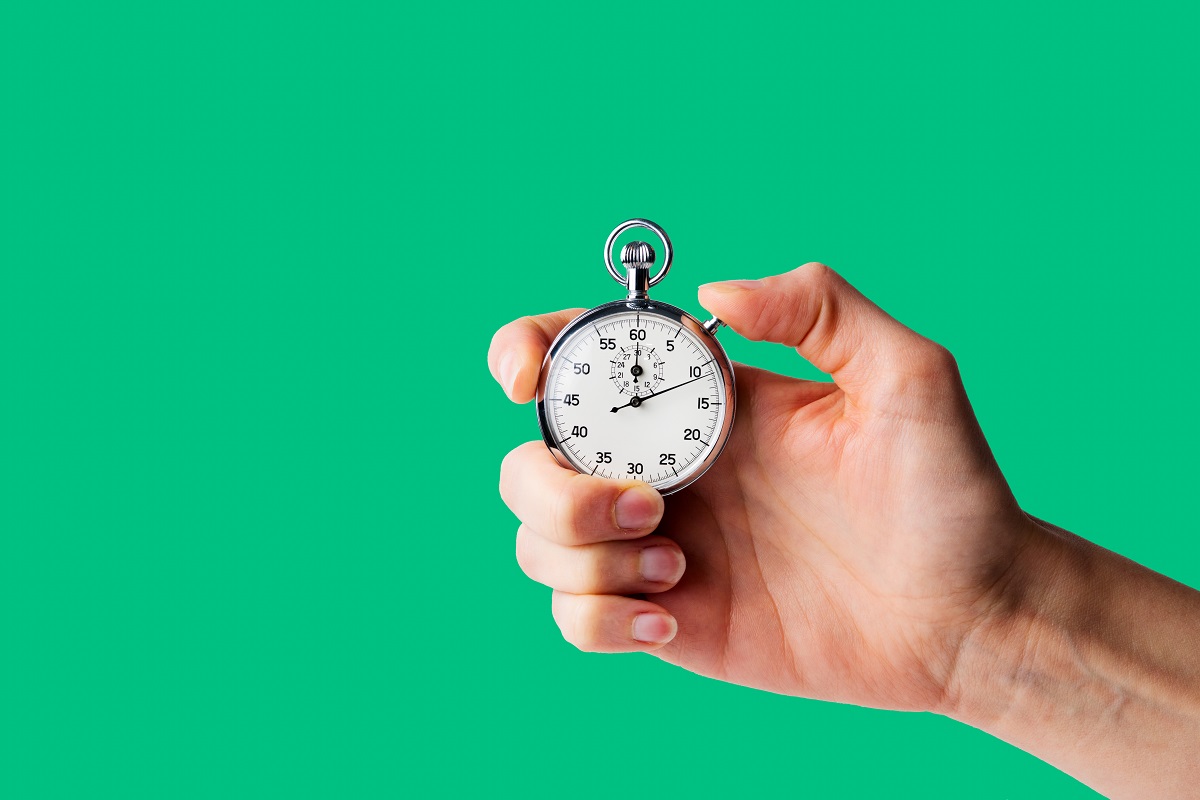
[{"xmin": 611, "ymin": 373, "xmax": 708, "ymax": 413}]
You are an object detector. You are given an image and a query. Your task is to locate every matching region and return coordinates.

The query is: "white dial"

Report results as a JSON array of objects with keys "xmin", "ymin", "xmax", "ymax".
[{"xmin": 541, "ymin": 309, "xmax": 731, "ymax": 490}]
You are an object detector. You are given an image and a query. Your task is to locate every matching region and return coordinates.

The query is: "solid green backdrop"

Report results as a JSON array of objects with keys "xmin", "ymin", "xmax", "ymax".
[{"xmin": 3, "ymin": 1, "xmax": 1197, "ymax": 797}]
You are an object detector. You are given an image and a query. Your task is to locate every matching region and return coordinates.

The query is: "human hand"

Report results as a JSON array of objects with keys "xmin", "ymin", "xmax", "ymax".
[{"xmin": 488, "ymin": 263, "xmax": 1032, "ymax": 714}]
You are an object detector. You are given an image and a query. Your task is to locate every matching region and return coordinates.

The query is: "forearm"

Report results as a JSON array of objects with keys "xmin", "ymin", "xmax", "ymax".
[{"xmin": 947, "ymin": 517, "xmax": 1200, "ymax": 798}]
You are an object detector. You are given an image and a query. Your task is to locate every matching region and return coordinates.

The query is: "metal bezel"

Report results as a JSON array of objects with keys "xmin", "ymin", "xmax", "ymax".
[{"xmin": 535, "ymin": 298, "xmax": 737, "ymax": 496}]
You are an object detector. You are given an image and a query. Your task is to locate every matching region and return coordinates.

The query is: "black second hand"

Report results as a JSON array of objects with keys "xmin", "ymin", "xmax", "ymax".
[{"xmin": 611, "ymin": 373, "xmax": 708, "ymax": 413}]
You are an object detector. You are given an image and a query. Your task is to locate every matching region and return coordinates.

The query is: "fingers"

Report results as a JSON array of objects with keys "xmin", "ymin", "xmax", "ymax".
[
  {"xmin": 516, "ymin": 526, "xmax": 686, "ymax": 595},
  {"xmin": 501, "ymin": 443, "xmax": 681, "ymax": 653},
  {"xmin": 552, "ymin": 591, "xmax": 678, "ymax": 652},
  {"xmin": 501, "ymin": 443, "xmax": 680, "ymax": 653},
  {"xmin": 500, "ymin": 442, "xmax": 663, "ymax": 545},
  {"xmin": 698, "ymin": 263, "xmax": 949, "ymax": 395},
  {"xmin": 487, "ymin": 308, "xmax": 585, "ymax": 402}
]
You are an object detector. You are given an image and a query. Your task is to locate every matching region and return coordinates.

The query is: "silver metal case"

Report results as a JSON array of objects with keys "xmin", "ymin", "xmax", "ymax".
[{"xmin": 535, "ymin": 297, "xmax": 737, "ymax": 495}]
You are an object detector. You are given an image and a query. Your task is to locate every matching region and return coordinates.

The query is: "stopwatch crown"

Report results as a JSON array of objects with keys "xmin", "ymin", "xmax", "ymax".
[{"xmin": 620, "ymin": 241, "xmax": 656, "ymax": 271}]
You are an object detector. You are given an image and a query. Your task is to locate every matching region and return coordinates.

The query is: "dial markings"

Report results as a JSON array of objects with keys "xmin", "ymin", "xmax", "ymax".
[{"xmin": 543, "ymin": 310, "xmax": 727, "ymax": 489}]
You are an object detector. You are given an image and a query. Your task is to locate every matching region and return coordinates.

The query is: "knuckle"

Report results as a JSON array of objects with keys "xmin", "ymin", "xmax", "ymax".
[
  {"xmin": 552, "ymin": 592, "xmax": 599, "ymax": 652},
  {"xmin": 576, "ymin": 548, "xmax": 618, "ymax": 593},
  {"xmin": 796, "ymin": 261, "xmax": 835, "ymax": 284},
  {"xmin": 759, "ymin": 263, "xmax": 842, "ymax": 347},
  {"xmin": 497, "ymin": 445, "xmax": 524, "ymax": 506},
  {"xmin": 911, "ymin": 340, "xmax": 959, "ymax": 381},
  {"xmin": 791, "ymin": 262, "xmax": 843, "ymax": 299},
  {"xmin": 567, "ymin": 600, "xmax": 606, "ymax": 652},
  {"xmin": 487, "ymin": 324, "xmax": 506, "ymax": 360},
  {"xmin": 553, "ymin": 473, "xmax": 611, "ymax": 544},
  {"xmin": 513, "ymin": 525, "xmax": 538, "ymax": 578},
  {"xmin": 877, "ymin": 339, "xmax": 961, "ymax": 397},
  {"xmin": 499, "ymin": 441, "xmax": 543, "ymax": 507},
  {"xmin": 499, "ymin": 444, "xmax": 520, "ymax": 475},
  {"xmin": 506, "ymin": 314, "xmax": 534, "ymax": 335},
  {"xmin": 489, "ymin": 317, "xmax": 527, "ymax": 359}
]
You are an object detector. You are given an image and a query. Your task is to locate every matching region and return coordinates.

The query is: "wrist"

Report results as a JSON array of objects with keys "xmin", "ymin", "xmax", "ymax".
[
  {"xmin": 938, "ymin": 515, "xmax": 1084, "ymax": 727},
  {"xmin": 941, "ymin": 515, "xmax": 1200, "ymax": 797}
]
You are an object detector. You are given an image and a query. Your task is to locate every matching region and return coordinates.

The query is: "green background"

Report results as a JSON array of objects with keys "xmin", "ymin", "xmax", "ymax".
[{"xmin": 3, "ymin": 1, "xmax": 1197, "ymax": 797}]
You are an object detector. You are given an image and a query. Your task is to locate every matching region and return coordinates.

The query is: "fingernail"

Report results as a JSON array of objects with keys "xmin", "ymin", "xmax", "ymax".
[
  {"xmin": 614, "ymin": 486, "xmax": 663, "ymax": 531},
  {"xmin": 499, "ymin": 350, "xmax": 520, "ymax": 398},
  {"xmin": 701, "ymin": 279, "xmax": 762, "ymax": 293},
  {"xmin": 640, "ymin": 546, "xmax": 684, "ymax": 584},
  {"xmin": 632, "ymin": 613, "xmax": 677, "ymax": 644}
]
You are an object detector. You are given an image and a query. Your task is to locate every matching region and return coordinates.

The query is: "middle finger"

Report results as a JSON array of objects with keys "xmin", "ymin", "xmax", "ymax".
[{"xmin": 500, "ymin": 441, "xmax": 664, "ymax": 545}]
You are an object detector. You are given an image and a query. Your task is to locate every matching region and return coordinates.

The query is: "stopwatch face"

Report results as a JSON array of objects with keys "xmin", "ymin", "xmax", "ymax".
[{"xmin": 536, "ymin": 302, "xmax": 735, "ymax": 494}]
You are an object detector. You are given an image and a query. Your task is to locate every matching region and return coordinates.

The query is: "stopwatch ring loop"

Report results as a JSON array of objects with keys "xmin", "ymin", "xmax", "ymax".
[{"xmin": 604, "ymin": 219, "xmax": 674, "ymax": 288}]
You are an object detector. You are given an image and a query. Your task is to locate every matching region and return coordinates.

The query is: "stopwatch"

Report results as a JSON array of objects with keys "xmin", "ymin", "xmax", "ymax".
[{"xmin": 536, "ymin": 219, "xmax": 736, "ymax": 495}]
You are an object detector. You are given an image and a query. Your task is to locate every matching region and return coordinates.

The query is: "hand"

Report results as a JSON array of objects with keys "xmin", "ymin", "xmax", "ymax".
[
  {"xmin": 487, "ymin": 263, "xmax": 1028, "ymax": 712},
  {"xmin": 488, "ymin": 264, "xmax": 1200, "ymax": 797}
]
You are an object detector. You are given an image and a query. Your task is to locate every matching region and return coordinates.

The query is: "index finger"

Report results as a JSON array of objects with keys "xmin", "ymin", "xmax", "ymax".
[{"xmin": 487, "ymin": 309, "xmax": 585, "ymax": 403}]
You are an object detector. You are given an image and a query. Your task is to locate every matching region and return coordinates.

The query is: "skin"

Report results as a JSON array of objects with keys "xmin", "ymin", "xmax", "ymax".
[{"xmin": 487, "ymin": 263, "xmax": 1200, "ymax": 797}]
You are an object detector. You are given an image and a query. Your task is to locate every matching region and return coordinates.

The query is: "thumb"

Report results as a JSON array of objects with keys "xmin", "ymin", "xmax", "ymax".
[{"xmin": 698, "ymin": 262, "xmax": 942, "ymax": 395}]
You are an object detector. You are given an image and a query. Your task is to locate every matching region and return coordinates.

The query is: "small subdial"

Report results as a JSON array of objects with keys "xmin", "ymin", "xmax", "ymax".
[{"xmin": 610, "ymin": 345, "xmax": 665, "ymax": 397}]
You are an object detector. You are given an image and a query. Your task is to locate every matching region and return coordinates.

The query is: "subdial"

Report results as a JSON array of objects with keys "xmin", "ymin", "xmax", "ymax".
[{"xmin": 610, "ymin": 345, "xmax": 665, "ymax": 397}]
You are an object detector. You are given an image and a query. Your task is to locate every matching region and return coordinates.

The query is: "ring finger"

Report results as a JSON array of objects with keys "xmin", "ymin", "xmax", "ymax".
[{"xmin": 515, "ymin": 525, "xmax": 686, "ymax": 595}]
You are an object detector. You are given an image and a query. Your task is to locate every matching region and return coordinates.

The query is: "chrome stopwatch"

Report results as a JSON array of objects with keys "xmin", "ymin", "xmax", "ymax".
[{"xmin": 536, "ymin": 219, "xmax": 736, "ymax": 495}]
